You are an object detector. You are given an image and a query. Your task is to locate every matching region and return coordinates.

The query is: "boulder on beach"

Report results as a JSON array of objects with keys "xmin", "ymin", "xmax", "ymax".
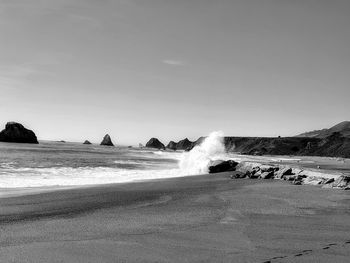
[
  {"xmin": 83, "ymin": 140, "xmax": 92, "ymax": 145},
  {"xmin": 166, "ymin": 141, "xmax": 177, "ymax": 151},
  {"xmin": 0, "ymin": 122, "xmax": 38, "ymax": 144},
  {"xmin": 230, "ymin": 171, "xmax": 246, "ymax": 179},
  {"xmin": 176, "ymin": 138, "xmax": 193, "ymax": 150},
  {"xmin": 329, "ymin": 175, "xmax": 350, "ymax": 190},
  {"xmin": 146, "ymin": 138, "xmax": 165, "ymax": 149},
  {"xmin": 208, "ymin": 160, "xmax": 239, "ymax": 173},
  {"xmin": 235, "ymin": 162, "xmax": 279, "ymax": 179},
  {"xmin": 100, "ymin": 134, "xmax": 114, "ymax": 146},
  {"xmin": 275, "ymin": 166, "xmax": 293, "ymax": 179},
  {"xmin": 260, "ymin": 171, "xmax": 275, "ymax": 179}
]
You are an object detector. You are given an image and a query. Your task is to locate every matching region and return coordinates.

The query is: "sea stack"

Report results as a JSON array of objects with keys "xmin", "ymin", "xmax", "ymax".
[
  {"xmin": 166, "ymin": 141, "xmax": 177, "ymax": 150},
  {"xmin": 83, "ymin": 140, "xmax": 92, "ymax": 145},
  {"xmin": 100, "ymin": 134, "xmax": 114, "ymax": 146},
  {"xmin": 0, "ymin": 122, "xmax": 38, "ymax": 144},
  {"xmin": 176, "ymin": 138, "xmax": 193, "ymax": 150},
  {"xmin": 146, "ymin": 138, "xmax": 165, "ymax": 149}
]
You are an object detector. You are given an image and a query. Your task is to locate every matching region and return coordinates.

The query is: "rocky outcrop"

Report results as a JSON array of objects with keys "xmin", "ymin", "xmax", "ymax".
[
  {"xmin": 0, "ymin": 122, "xmax": 38, "ymax": 144},
  {"xmin": 235, "ymin": 162, "xmax": 279, "ymax": 179},
  {"xmin": 208, "ymin": 160, "xmax": 238, "ymax": 173},
  {"xmin": 100, "ymin": 134, "xmax": 114, "ymax": 146},
  {"xmin": 176, "ymin": 138, "xmax": 193, "ymax": 150},
  {"xmin": 186, "ymin": 134, "xmax": 350, "ymax": 158},
  {"xmin": 83, "ymin": 140, "xmax": 92, "ymax": 145},
  {"xmin": 274, "ymin": 167, "xmax": 293, "ymax": 179},
  {"xmin": 324, "ymin": 175, "xmax": 350, "ymax": 190},
  {"xmin": 228, "ymin": 161, "xmax": 348, "ymax": 190},
  {"xmin": 146, "ymin": 138, "xmax": 165, "ymax": 149},
  {"xmin": 166, "ymin": 141, "xmax": 177, "ymax": 150}
]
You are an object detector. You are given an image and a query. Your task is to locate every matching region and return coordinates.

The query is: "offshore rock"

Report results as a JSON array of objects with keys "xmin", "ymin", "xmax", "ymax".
[
  {"xmin": 100, "ymin": 134, "xmax": 114, "ymax": 146},
  {"xmin": 166, "ymin": 141, "xmax": 177, "ymax": 150},
  {"xmin": 0, "ymin": 122, "xmax": 38, "ymax": 144},
  {"xmin": 146, "ymin": 138, "xmax": 165, "ymax": 149},
  {"xmin": 176, "ymin": 138, "xmax": 193, "ymax": 150}
]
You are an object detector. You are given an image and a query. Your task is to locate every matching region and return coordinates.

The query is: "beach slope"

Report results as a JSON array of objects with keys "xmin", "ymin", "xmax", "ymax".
[{"xmin": 1, "ymin": 173, "xmax": 350, "ymax": 263}]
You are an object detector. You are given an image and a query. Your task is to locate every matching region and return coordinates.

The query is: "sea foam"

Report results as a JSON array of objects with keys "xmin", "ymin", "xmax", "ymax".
[{"xmin": 179, "ymin": 131, "xmax": 228, "ymax": 175}]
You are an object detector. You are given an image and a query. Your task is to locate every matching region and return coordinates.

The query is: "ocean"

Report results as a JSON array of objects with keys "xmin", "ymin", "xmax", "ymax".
[
  {"xmin": 1, "ymin": 131, "xmax": 347, "ymax": 189},
  {"xmin": 0, "ymin": 141, "xmax": 185, "ymax": 188}
]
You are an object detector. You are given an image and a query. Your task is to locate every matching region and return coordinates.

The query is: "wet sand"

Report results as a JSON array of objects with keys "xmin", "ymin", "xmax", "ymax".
[{"xmin": 1, "ymin": 173, "xmax": 350, "ymax": 263}]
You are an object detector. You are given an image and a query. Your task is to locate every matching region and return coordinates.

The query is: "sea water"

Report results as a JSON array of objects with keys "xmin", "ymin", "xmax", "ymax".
[
  {"xmin": 0, "ymin": 141, "xmax": 185, "ymax": 188},
  {"xmin": 0, "ymin": 132, "xmax": 230, "ymax": 188},
  {"xmin": 1, "ymin": 132, "xmax": 344, "ymax": 189}
]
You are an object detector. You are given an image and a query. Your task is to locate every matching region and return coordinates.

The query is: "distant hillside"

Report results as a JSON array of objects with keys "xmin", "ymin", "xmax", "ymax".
[
  {"xmin": 296, "ymin": 121, "xmax": 350, "ymax": 138},
  {"xmin": 187, "ymin": 133, "xmax": 350, "ymax": 158}
]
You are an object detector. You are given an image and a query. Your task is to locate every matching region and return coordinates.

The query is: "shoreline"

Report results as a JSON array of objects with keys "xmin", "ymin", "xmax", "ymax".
[
  {"xmin": 1, "ymin": 154, "xmax": 349, "ymax": 199},
  {"xmin": 1, "ymin": 172, "xmax": 349, "ymax": 262}
]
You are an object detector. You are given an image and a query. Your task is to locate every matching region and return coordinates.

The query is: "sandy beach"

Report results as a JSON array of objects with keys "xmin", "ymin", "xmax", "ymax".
[{"xmin": 1, "ymin": 173, "xmax": 349, "ymax": 263}]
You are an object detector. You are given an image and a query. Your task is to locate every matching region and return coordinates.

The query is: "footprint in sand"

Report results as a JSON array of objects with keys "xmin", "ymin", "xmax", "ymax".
[
  {"xmin": 301, "ymin": 249, "xmax": 312, "ymax": 253},
  {"xmin": 271, "ymin": 256, "xmax": 287, "ymax": 259},
  {"xmin": 327, "ymin": 243, "xmax": 337, "ymax": 247}
]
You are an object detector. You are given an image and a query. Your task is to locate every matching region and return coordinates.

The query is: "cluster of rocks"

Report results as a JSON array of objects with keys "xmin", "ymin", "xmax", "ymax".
[
  {"xmin": 83, "ymin": 134, "xmax": 115, "ymax": 146},
  {"xmin": 0, "ymin": 121, "xmax": 117, "ymax": 147},
  {"xmin": 208, "ymin": 160, "xmax": 350, "ymax": 190},
  {"xmin": 145, "ymin": 137, "xmax": 194, "ymax": 151}
]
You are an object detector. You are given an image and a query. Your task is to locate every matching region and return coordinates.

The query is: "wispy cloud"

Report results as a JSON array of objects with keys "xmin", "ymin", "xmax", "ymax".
[{"xmin": 162, "ymin": 60, "xmax": 185, "ymax": 66}]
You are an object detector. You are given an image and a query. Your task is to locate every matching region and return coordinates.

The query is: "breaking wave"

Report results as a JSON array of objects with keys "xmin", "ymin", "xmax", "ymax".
[
  {"xmin": 0, "ymin": 166, "xmax": 183, "ymax": 188},
  {"xmin": 179, "ymin": 131, "xmax": 229, "ymax": 175}
]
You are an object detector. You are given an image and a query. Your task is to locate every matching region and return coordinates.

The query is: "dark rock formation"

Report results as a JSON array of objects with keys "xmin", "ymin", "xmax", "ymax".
[
  {"xmin": 324, "ymin": 178, "xmax": 335, "ymax": 184},
  {"xmin": 83, "ymin": 140, "xmax": 92, "ymax": 145},
  {"xmin": 0, "ymin": 122, "xmax": 38, "ymax": 144},
  {"xmin": 100, "ymin": 134, "xmax": 114, "ymax": 146},
  {"xmin": 329, "ymin": 175, "xmax": 350, "ymax": 190},
  {"xmin": 208, "ymin": 160, "xmax": 238, "ymax": 173},
  {"xmin": 260, "ymin": 171, "xmax": 274, "ymax": 179},
  {"xmin": 166, "ymin": 141, "xmax": 177, "ymax": 150},
  {"xmin": 230, "ymin": 171, "xmax": 246, "ymax": 179},
  {"xmin": 226, "ymin": 160, "xmax": 348, "ymax": 190},
  {"xmin": 146, "ymin": 138, "xmax": 165, "ymax": 149},
  {"xmin": 274, "ymin": 167, "xmax": 293, "ymax": 179},
  {"xmin": 187, "ymin": 137, "xmax": 205, "ymax": 151},
  {"xmin": 176, "ymin": 138, "xmax": 193, "ymax": 150}
]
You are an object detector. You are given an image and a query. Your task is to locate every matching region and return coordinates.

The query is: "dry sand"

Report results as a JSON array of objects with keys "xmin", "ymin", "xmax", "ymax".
[{"xmin": 0, "ymin": 173, "xmax": 349, "ymax": 263}]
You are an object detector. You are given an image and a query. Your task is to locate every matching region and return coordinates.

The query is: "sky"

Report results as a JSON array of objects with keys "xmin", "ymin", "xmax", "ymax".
[{"xmin": 0, "ymin": 0, "xmax": 349, "ymax": 145}]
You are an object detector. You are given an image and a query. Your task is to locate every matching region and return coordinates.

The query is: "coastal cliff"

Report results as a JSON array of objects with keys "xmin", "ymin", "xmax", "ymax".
[
  {"xmin": 183, "ymin": 122, "xmax": 350, "ymax": 158},
  {"xmin": 184, "ymin": 134, "xmax": 350, "ymax": 158}
]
